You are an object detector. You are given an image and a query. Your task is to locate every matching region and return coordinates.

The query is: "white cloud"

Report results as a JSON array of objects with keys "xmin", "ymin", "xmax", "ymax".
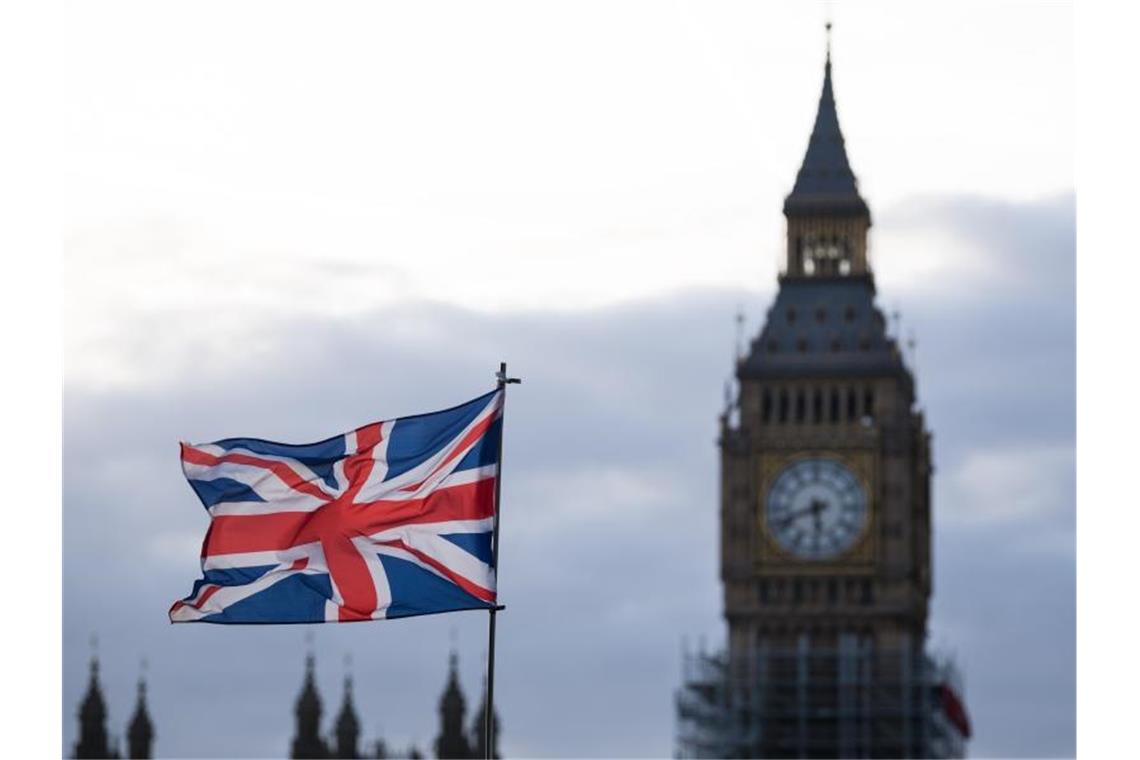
[
  {"xmin": 938, "ymin": 443, "xmax": 1074, "ymax": 526},
  {"xmin": 512, "ymin": 464, "xmax": 685, "ymax": 538},
  {"xmin": 64, "ymin": 2, "xmax": 1073, "ymax": 393}
]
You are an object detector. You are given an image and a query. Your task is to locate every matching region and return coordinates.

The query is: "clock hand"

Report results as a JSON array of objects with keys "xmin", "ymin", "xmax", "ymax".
[{"xmin": 774, "ymin": 504, "xmax": 816, "ymax": 529}]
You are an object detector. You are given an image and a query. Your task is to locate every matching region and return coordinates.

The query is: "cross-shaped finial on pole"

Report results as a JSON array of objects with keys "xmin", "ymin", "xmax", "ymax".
[{"xmin": 495, "ymin": 362, "xmax": 521, "ymax": 386}]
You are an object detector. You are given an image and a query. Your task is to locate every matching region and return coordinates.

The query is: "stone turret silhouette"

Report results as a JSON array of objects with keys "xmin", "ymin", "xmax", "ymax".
[
  {"xmin": 469, "ymin": 676, "xmax": 501, "ymax": 760},
  {"xmin": 334, "ymin": 672, "xmax": 361, "ymax": 759},
  {"xmin": 126, "ymin": 672, "xmax": 154, "ymax": 759},
  {"xmin": 291, "ymin": 653, "xmax": 329, "ymax": 759},
  {"xmin": 74, "ymin": 654, "xmax": 119, "ymax": 759},
  {"xmin": 433, "ymin": 651, "xmax": 473, "ymax": 759}
]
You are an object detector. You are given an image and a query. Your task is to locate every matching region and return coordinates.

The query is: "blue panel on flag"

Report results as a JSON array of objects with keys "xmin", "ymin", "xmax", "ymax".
[
  {"xmin": 453, "ymin": 416, "xmax": 501, "ymax": 474},
  {"xmin": 384, "ymin": 391, "xmax": 497, "ymax": 481},
  {"xmin": 203, "ymin": 565, "xmax": 276, "ymax": 587},
  {"xmin": 440, "ymin": 532, "xmax": 494, "ymax": 567},
  {"xmin": 188, "ymin": 477, "xmax": 266, "ymax": 509},
  {"xmin": 213, "ymin": 435, "xmax": 346, "ymax": 490},
  {"xmin": 378, "ymin": 553, "xmax": 491, "ymax": 619},
  {"xmin": 202, "ymin": 573, "xmax": 333, "ymax": 624}
]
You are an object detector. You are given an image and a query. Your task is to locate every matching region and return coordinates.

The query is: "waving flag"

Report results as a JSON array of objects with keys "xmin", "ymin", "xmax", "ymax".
[{"xmin": 170, "ymin": 390, "xmax": 502, "ymax": 624}]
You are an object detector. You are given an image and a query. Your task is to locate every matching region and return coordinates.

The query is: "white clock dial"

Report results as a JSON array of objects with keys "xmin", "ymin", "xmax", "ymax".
[{"xmin": 765, "ymin": 458, "xmax": 867, "ymax": 560}]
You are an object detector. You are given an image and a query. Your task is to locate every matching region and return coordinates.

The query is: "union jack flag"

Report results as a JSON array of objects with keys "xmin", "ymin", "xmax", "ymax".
[{"xmin": 170, "ymin": 390, "xmax": 503, "ymax": 624}]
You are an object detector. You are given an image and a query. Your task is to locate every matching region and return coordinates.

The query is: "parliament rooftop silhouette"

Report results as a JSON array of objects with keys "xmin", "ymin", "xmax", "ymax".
[{"xmin": 71, "ymin": 649, "xmax": 501, "ymax": 759}]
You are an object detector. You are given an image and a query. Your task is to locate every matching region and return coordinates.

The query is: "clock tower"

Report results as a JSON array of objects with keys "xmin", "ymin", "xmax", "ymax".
[
  {"xmin": 723, "ymin": 39, "xmax": 930, "ymax": 668},
  {"xmin": 677, "ymin": 35, "xmax": 969, "ymax": 759}
]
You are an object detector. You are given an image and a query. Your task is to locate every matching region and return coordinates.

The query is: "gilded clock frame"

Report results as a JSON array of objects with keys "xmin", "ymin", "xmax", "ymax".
[{"xmin": 755, "ymin": 449, "xmax": 877, "ymax": 573}]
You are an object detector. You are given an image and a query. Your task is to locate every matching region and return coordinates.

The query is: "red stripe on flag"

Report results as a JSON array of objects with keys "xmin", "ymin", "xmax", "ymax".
[
  {"xmin": 341, "ymin": 423, "xmax": 384, "ymax": 502},
  {"xmin": 352, "ymin": 477, "xmax": 497, "ymax": 534},
  {"xmin": 354, "ymin": 423, "xmax": 383, "ymax": 452},
  {"xmin": 203, "ymin": 511, "xmax": 315, "ymax": 556},
  {"xmin": 182, "ymin": 444, "xmax": 334, "ymax": 504},
  {"xmin": 380, "ymin": 538, "xmax": 495, "ymax": 603},
  {"xmin": 399, "ymin": 408, "xmax": 499, "ymax": 492},
  {"xmin": 200, "ymin": 478, "xmax": 494, "ymax": 557}
]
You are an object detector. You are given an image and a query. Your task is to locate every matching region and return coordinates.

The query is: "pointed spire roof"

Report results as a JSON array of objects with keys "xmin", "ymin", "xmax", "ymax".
[
  {"xmin": 435, "ymin": 650, "xmax": 473, "ymax": 759},
  {"xmin": 784, "ymin": 32, "xmax": 869, "ymax": 218},
  {"xmin": 296, "ymin": 653, "xmax": 322, "ymax": 718},
  {"xmin": 128, "ymin": 673, "xmax": 154, "ymax": 758},
  {"xmin": 79, "ymin": 656, "xmax": 108, "ymax": 725},
  {"xmin": 470, "ymin": 673, "xmax": 501, "ymax": 760},
  {"xmin": 334, "ymin": 671, "xmax": 360, "ymax": 759},
  {"xmin": 75, "ymin": 655, "xmax": 113, "ymax": 759},
  {"xmin": 291, "ymin": 652, "xmax": 329, "ymax": 759}
]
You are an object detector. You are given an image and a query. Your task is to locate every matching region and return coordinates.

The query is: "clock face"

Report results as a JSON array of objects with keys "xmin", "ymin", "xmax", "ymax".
[{"xmin": 765, "ymin": 458, "xmax": 868, "ymax": 560}]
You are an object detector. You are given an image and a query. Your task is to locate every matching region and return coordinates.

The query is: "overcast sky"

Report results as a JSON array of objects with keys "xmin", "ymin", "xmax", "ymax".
[{"xmin": 64, "ymin": 2, "xmax": 1073, "ymax": 757}]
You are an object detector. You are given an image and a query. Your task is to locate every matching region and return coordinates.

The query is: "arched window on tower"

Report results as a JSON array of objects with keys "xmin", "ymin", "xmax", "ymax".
[
  {"xmin": 812, "ymin": 388, "xmax": 823, "ymax": 423},
  {"xmin": 761, "ymin": 388, "xmax": 773, "ymax": 423},
  {"xmin": 795, "ymin": 389, "xmax": 806, "ymax": 422},
  {"xmin": 830, "ymin": 388, "xmax": 840, "ymax": 422},
  {"xmin": 847, "ymin": 388, "xmax": 858, "ymax": 421},
  {"xmin": 778, "ymin": 389, "xmax": 789, "ymax": 423},
  {"xmin": 801, "ymin": 235, "xmax": 852, "ymax": 276}
]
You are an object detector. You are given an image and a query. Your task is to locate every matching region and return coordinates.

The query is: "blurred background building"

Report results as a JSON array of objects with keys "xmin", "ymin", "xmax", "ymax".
[
  {"xmin": 675, "ymin": 34, "xmax": 972, "ymax": 759},
  {"xmin": 288, "ymin": 647, "xmax": 501, "ymax": 759},
  {"xmin": 73, "ymin": 655, "xmax": 153, "ymax": 759},
  {"xmin": 70, "ymin": 647, "xmax": 501, "ymax": 759}
]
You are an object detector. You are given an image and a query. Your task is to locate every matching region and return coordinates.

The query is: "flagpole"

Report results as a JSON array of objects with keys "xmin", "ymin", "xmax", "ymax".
[{"xmin": 486, "ymin": 361, "xmax": 518, "ymax": 760}]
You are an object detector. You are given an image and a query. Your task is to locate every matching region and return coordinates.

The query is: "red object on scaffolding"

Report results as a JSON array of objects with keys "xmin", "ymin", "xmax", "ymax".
[{"xmin": 939, "ymin": 683, "xmax": 972, "ymax": 739}]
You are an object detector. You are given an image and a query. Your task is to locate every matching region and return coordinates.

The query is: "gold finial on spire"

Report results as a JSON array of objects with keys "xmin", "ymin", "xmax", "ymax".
[{"xmin": 825, "ymin": 19, "xmax": 833, "ymax": 65}]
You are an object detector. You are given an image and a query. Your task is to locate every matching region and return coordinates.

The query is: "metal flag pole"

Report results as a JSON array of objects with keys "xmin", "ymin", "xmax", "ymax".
[{"xmin": 486, "ymin": 361, "xmax": 519, "ymax": 760}]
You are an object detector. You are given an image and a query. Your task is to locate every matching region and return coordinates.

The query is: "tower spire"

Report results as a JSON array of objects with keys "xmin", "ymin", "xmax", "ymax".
[
  {"xmin": 470, "ymin": 670, "xmax": 501, "ymax": 760},
  {"xmin": 434, "ymin": 649, "xmax": 473, "ymax": 759},
  {"xmin": 826, "ymin": 20, "xmax": 832, "ymax": 67},
  {"xmin": 128, "ymin": 660, "xmax": 154, "ymax": 759},
  {"xmin": 74, "ymin": 647, "xmax": 113, "ymax": 759},
  {"xmin": 784, "ymin": 28, "xmax": 865, "ymax": 216},
  {"xmin": 334, "ymin": 654, "xmax": 360, "ymax": 759},
  {"xmin": 291, "ymin": 648, "xmax": 328, "ymax": 759},
  {"xmin": 781, "ymin": 23, "xmax": 872, "ymax": 278}
]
